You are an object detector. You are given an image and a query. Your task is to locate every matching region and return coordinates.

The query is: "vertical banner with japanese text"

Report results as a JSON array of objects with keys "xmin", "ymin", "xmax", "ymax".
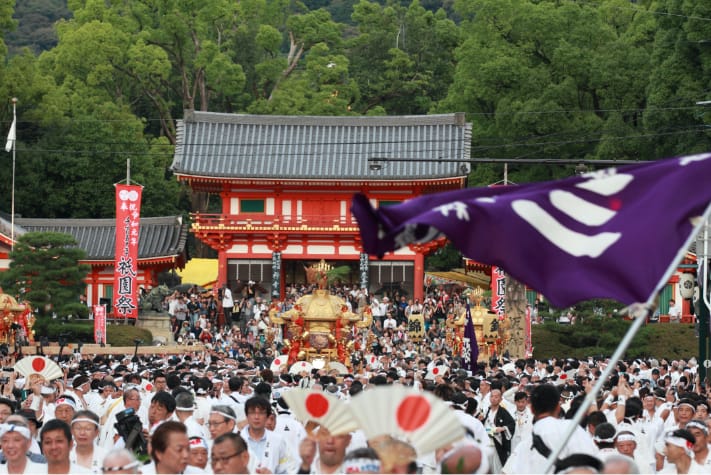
[
  {"xmin": 113, "ymin": 184, "xmax": 142, "ymax": 319},
  {"xmin": 491, "ymin": 266, "xmax": 506, "ymax": 319},
  {"xmin": 93, "ymin": 305, "xmax": 106, "ymax": 344}
]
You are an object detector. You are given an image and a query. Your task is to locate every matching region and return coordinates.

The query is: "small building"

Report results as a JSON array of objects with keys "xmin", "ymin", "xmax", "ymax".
[
  {"xmin": 0, "ymin": 216, "xmax": 188, "ymax": 311},
  {"xmin": 170, "ymin": 112, "xmax": 471, "ymax": 301}
]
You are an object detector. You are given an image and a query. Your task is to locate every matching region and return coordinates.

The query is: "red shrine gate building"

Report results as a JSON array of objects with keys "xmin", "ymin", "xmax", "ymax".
[{"xmin": 171, "ymin": 112, "xmax": 471, "ymax": 301}]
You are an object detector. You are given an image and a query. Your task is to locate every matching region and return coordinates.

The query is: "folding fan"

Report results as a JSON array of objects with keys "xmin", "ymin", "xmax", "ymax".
[
  {"xmin": 282, "ymin": 389, "xmax": 358, "ymax": 435},
  {"xmin": 425, "ymin": 364, "xmax": 449, "ymax": 380},
  {"xmin": 141, "ymin": 379, "xmax": 154, "ymax": 392},
  {"xmin": 349, "ymin": 385, "xmax": 465, "ymax": 455},
  {"xmin": 270, "ymin": 356, "xmax": 288, "ymax": 373},
  {"xmin": 289, "ymin": 361, "xmax": 313, "ymax": 375},
  {"xmin": 327, "ymin": 361, "xmax": 348, "ymax": 375},
  {"xmin": 364, "ymin": 354, "xmax": 378, "ymax": 369},
  {"xmin": 14, "ymin": 356, "xmax": 63, "ymax": 381}
]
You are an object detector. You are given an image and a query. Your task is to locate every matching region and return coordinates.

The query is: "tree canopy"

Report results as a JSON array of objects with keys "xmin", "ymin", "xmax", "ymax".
[
  {"xmin": 0, "ymin": 231, "xmax": 90, "ymax": 318},
  {"xmin": 0, "ymin": 0, "xmax": 710, "ymax": 220}
]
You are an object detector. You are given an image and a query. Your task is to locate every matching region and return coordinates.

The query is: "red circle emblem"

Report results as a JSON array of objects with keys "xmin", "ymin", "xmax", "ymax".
[
  {"xmin": 396, "ymin": 395, "xmax": 431, "ymax": 432},
  {"xmin": 31, "ymin": 357, "xmax": 46, "ymax": 373},
  {"xmin": 305, "ymin": 393, "xmax": 330, "ymax": 418}
]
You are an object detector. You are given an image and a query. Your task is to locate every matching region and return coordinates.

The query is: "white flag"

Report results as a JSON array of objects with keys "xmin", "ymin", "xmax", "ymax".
[{"xmin": 5, "ymin": 118, "xmax": 15, "ymax": 153}]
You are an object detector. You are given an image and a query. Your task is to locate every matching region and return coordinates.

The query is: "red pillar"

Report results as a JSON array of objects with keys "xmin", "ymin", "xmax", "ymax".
[
  {"xmin": 217, "ymin": 248, "xmax": 228, "ymax": 288},
  {"xmin": 414, "ymin": 252, "xmax": 425, "ymax": 302}
]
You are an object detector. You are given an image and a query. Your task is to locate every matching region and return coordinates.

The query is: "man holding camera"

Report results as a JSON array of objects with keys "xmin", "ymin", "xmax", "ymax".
[{"xmin": 99, "ymin": 387, "xmax": 147, "ymax": 451}]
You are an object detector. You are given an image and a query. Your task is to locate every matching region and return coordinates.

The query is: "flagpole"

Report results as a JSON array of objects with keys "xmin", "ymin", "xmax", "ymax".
[
  {"xmin": 10, "ymin": 97, "xmax": 16, "ymax": 251},
  {"xmin": 541, "ymin": 202, "xmax": 711, "ymax": 474}
]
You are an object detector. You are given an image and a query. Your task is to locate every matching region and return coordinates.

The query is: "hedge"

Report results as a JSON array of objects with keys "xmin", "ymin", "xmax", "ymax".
[{"xmin": 32, "ymin": 319, "xmax": 153, "ymax": 347}]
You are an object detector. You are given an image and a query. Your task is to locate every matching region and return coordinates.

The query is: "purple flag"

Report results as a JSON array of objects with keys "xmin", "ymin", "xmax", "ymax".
[
  {"xmin": 463, "ymin": 304, "xmax": 479, "ymax": 372},
  {"xmin": 352, "ymin": 154, "xmax": 711, "ymax": 308}
]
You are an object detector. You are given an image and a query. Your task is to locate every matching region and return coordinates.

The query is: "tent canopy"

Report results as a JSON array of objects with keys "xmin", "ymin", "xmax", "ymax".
[{"xmin": 176, "ymin": 258, "xmax": 218, "ymax": 288}]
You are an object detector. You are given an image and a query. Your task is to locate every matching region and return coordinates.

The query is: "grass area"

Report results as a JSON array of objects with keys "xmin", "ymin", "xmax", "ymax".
[
  {"xmin": 33, "ymin": 319, "xmax": 153, "ymax": 347},
  {"xmin": 532, "ymin": 317, "xmax": 698, "ymax": 360}
]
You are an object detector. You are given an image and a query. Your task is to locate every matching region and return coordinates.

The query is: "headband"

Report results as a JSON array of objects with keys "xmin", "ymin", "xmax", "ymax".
[
  {"xmin": 210, "ymin": 410, "xmax": 236, "ymax": 421},
  {"xmin": 189, "ymin": 437, "xmax": 208, "ymax": 450},
  {"xmin": 615, "ymin": 432, "xmax": 636, "ymax": 443},
  {"xmin": 676, "ymin": 401, "xmax": 696, "ymax": 411},
  {"xmin": 0, "ymin": 424, "xmax": 31, "ymax": 440},
  {"xmin": 55, "ymin": 397, "xmax": 77, "ymax": 411},
  {"xmin": 102, "ymin": 461, "xmax": 140, "ymax": 472},
  {"xmin": 664, "ymin": 434, "xmax": 695, "ymax": 457},
  {"xmin": 343, "ymin": 458, "xmax": 382, "ymax": 474},
  {"xmin": 71, "ymin": 418, "xmax": 99, "ymax": 428},
  {"xmin": 686, "ymin": 420, "xmax": 709, "ymax": 435},
  {"xmin": 593, "ymin": 435, "xmax": 616, "ymax": 444}
]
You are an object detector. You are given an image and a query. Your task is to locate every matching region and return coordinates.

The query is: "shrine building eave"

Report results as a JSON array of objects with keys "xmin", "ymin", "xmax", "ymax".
[
  {"xmin": 173, "ymin": 174, "xmax": 467, "ymax": 193},
  {"xmin": 171, "ymin": 111, "xmax": 473, "ymax": 183}
]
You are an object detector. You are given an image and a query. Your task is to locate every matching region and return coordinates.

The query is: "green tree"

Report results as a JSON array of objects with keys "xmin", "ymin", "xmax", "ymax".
[
  {"xmin": 347, "ymin": 0, "xmax": 462, "ymax": 114},
  {"xmin": 438, "ymin": 0, "xmax": 657, "ymax": 185},
  {"xmin": 0, "ymin": 232, "xmax": 90, "ymax": 318}
]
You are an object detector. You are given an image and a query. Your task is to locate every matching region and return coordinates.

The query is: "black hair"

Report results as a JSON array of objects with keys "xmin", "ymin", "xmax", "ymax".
[
  {"xmin": 245, "ymin": 396, "xmax": 272, "ymax": 416},
  {"xmin": 530, "ymin": 384, "xmax": 560, "ymax": 416},
  {"xmin": 40, "ymin": 418, "xmax": 72, "ymax": 445},
  {"xmin": 151, "ymin": 391, "xmax": 177, "ymax": 413}
]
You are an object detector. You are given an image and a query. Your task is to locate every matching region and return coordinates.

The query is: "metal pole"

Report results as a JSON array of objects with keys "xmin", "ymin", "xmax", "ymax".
[
  {"xmin": 10, "ymin": 97, "xmax": 16, "ymax": 251},
  {"xmin": 126, "ymin": 158, "xmax": 130, "ymax": 185},
  {"xmin": 700, "ymin": 220, "xmax": 711, "ymax": 383}
]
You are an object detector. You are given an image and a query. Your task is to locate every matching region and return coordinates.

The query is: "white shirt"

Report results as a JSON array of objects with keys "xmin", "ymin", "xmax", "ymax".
[
  {"xmin": 222, "ymin": 288, "xmax": 234, "ymax": 308},
  {"xmin": 70, "ymin": 446, "xmax": 106, "ymax": 474},
  {"xmin": 0, "ymin": 460, "xmax": 47, "ymax": 474},
  {"xmin": 503, "ymin": 416, "xmax": 597, "ymax": 474}
]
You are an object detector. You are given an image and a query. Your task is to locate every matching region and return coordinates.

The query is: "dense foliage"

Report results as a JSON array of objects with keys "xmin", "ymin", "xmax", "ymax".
[
  {"xmin": 33, "ymin": 319, "xmax": 154, "ymax": 346},
  {"xmin": 0, "ymin": 0, "xmax": 709, "ymax": 220},
  {"xmin": 532, "ymin": 318, "xmax": 698, "ymax": 360},
  {"xmin": 0, "ymin": 232, "xmax": 90, "ymax": 317}
]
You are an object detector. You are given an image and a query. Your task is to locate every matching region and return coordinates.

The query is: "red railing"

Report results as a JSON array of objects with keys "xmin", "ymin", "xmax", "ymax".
[{"xmin": 190, "ymin": 213, "xmax": 359, "ymax": 231}]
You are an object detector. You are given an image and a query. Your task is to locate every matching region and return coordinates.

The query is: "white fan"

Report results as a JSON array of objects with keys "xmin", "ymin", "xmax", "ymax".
[
  {"xmin": 364, "ymin": 354, "xmax": 378, "ymax": 369},
  {"xmin": 14, "ymin": 356, "xmax": 63, "ymax": 381},
  {"xmin": 282, "ymin": 389, "xmax": 358, "ymax": 435},
  {"xmin": 349, "ymin": 385, "xmax": 465, "ymax": 455},
  {"xmin": 425, "ymin": 364, "xmax": 449, "ymax": 380},
  {"xmin": 270, "ymin": 356, "xmax": 288, "ymax": 373},
  {"xmin": 289, "ymin": 361, "xmax": 313, "ymax": 375},
  {"xmin": 327, "ymin": 361, "xmax": 348, "ymax": 374},
  {"xmin": 141, "ymin": 379, "xmax": 154, "ymax": 392}
]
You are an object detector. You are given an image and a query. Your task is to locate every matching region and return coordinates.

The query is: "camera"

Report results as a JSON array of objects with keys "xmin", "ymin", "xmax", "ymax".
[{"xmin": 114, "ymin": 408, "xmax": 147, "ymax": 456}]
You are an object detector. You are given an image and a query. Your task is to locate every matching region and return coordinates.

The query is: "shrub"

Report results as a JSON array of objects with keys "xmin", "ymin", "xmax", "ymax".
[{"xmin": 32, "ymin": 319, "xmax": 153, "ymax": 347}]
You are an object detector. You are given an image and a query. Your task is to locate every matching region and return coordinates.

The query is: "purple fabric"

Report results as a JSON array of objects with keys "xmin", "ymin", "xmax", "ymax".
[
  {"xmin": 352, "ymin": 154, "xmax": 711, "ymax": 308},
  {"xmin": 463, "ymin": 304, "xmax": 479, "ymax": 372}
]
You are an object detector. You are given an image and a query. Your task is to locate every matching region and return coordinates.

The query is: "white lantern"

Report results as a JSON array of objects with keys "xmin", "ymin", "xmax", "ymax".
[{"xmin": 679, "ymin": 273, "xmax": 695, "ymax": 299}]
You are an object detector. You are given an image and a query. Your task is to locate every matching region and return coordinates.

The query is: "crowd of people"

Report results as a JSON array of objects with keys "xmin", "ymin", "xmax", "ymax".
[{"xmin": 0, "ymin": 282, "xmax": 704, "ymax": 474}]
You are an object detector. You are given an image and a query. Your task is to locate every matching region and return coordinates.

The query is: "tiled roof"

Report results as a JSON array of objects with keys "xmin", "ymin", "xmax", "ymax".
[
  {"xmin": 14, "ymin": 216, "xmax": 188, "ymax": 261},
  {"xmin": 171, "ymin": 111, "xmax": 472, "ymax": 180}
]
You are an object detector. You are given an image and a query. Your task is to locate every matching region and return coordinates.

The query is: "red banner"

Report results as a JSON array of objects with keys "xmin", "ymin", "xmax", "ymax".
[
  {"xmin": 93, "ymin": 305, "xmax": 106, "ymax": 344},
  {"xmin": 491, "ymin": 266, "xmax": 506, "ymax": 319},
  {"xmin": 113, "ymin": 184, "xmax": 142, "ymax": 319}
]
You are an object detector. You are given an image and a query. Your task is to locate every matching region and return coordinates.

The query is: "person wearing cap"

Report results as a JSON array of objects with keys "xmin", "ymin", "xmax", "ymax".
[
  {"xmin": 41, "ymin": 418, "xmax": 91, "ymax": 474},
  {"xmin": 685, "ymin": 419, "xmax": 711, "ymax": 469},
  {"xmin": 70, "ymin": 410, "xmax": 105, "ymax": 473},
  {"xmin": 0, "ymin": 420, "xmax": 45, "ymax": 474},
  {"xmin": 240, "ymin": 397, "xmax": 296, "ymax": 473},
  {"xmin": 211, "ymin": 432, "xmax": 250, "ymax": 474},
  {"xmin": 174, "ymin": 392, "xmax": 208, "ymax": 440},
  {"xmin": 664, "ymin": 428, "xmax": 704, "ymax": 474},
  {"xmin": 188, "ymin": 436, "xmax": 209, "ymax": 470},
  {"xmin": 100, "ymin": 448, "xmax": 140, "ymax": 474}
]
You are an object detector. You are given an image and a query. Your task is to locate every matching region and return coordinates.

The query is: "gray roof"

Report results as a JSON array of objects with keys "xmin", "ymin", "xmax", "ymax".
[
  {"xmin": 14, "ymin": 216, "xmax": 188, "ymax": 261},
  {"xmin": 171, "ymin": 111, "xmax": 472, "ymax": 180}
]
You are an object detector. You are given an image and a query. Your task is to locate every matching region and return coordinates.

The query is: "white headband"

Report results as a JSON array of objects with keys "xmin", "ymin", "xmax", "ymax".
[
  {"xmin": 593, "ymin": 435, "xmax": 616, "ymax": 444},
  {"xmin": 665, "ymin": 434, "xmax": 695, "ymax": 457},
  {"xmin": 71, "ymin": 418, "xmax": 99, "ymax": 428},
  {"xmin": 343, "ymin": 458, "xmax": 381, "ymax": 474},
  {"xmin": 55, "ymin": 397, "xmax": 77, "ymax": 411},
  {"xmin": 210, "ymin": 410, "xmax": 236, "ymax": 421},
  {"xmin": 0, "ymin": 424, "xmax": 31, "ymax": 440},
  {"xmin": 616, "ymin": 432, "xmax": 636, "ymax": 443}
]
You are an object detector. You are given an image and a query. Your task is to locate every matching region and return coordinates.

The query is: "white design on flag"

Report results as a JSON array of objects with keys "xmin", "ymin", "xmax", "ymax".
[
  {"xmin": 434, "ymin": 201, "xmax": 470, "ymax": 221},
  {"xmin": 549, "ymin": 191, "xmax": 615, "ymax": 226},
  {"xmin": 511, "ymin": 170, "xmax": 634, "ymax": 258},
  {"xmin": 462, "ymin": 337, "xmax": 472, "ymax": 365},
  {"xmin": 680, "ymin": 153, "xmax": 711, "ymax": 166}
]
